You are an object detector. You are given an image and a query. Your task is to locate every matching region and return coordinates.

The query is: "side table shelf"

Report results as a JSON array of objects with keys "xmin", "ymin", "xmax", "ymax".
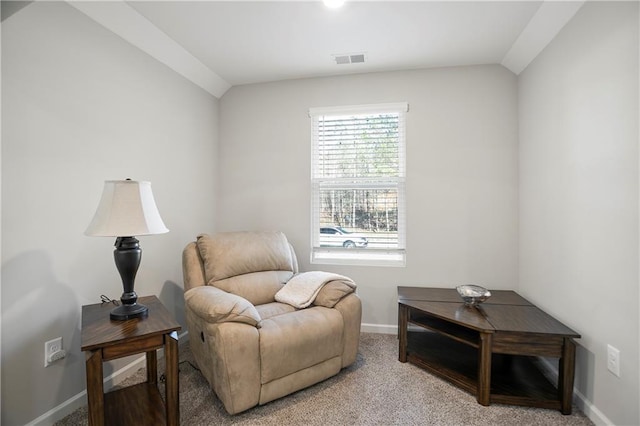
[
  {"xmin": 406, "ymin": 331, "xmax": 560, "ymax": 408},
  {"xmin": 409, "ymin": 313, "xmax": 481, "ymax": 348},
  {"xmin": 81, "ymin": 296, "xmax": 181, "ymax": 426}
]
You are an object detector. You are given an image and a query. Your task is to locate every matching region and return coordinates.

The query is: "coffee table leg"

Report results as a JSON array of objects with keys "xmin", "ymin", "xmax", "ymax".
[
  {"xmin": 559, "ymin": 338, "xmax": 576, "ymax": 415},
  {"xmin": 477, "ymin": 332, "xmax": 492, "ymax": 406},
  {"xmin": 398, "ymin": 304, "xmax": 408, "ymax": 362}
]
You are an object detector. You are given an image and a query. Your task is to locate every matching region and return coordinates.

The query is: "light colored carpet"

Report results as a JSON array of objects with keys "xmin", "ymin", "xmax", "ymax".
[{"xmin": 56, "ymin": 333, "xmax": 593, "ymax": 425}]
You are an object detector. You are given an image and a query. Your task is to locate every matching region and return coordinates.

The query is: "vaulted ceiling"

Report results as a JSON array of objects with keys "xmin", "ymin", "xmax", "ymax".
[{"xmin": 68, "ymin": 1, "xmax": 585, "ymax": 98}]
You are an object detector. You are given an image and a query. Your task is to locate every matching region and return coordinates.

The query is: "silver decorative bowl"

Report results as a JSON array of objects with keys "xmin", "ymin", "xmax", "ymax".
[{"xmin": 456, "ymin": 285, "xmax": 491, "ymax": 306}]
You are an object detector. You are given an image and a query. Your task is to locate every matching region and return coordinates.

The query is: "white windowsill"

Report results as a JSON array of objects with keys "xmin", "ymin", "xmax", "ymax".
[{"xmin": 311, "ymin": 248, "xmax": 406, "ymax": 267}]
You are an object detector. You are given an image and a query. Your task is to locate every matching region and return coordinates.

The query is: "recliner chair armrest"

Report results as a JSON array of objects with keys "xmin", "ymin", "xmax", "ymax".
[
  {"xmin": 313, "ymin": 280, "xmax": 356, "ymax": 308},
  {"xmin": 185, "ymin": 286, "xmax": 262, "ymax": 327},
  {"xmin": 334, "ymin": 293, "xmax": 362, "ymax": 367}
]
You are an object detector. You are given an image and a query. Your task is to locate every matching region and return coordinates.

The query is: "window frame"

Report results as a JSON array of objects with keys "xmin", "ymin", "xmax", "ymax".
[{"xmin": 309, "ymin": 102, "xmax": 408, "ymax": 267}]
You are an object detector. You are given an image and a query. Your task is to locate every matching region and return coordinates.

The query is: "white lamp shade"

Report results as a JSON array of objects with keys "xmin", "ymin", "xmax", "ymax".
[{"xmin": 85, "ymin": 180, "xmax": 169, "ymax": 237}]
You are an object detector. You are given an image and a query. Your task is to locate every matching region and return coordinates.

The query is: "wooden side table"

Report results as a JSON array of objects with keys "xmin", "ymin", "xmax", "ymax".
[{"xmin": 81, "ymin": 295, "xmax": 181, "ymax": 426}]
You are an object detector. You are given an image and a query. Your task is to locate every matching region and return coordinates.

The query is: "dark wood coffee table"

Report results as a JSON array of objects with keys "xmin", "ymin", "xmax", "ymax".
[{"xmin": 398, "ymin": 287, "xmax": 580, "ymax": 414}]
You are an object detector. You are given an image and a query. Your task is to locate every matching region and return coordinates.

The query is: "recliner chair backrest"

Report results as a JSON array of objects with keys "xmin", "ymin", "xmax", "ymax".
[{"xmin": 192, "ymin": 231, "xmax": 298, "ymax": 305}]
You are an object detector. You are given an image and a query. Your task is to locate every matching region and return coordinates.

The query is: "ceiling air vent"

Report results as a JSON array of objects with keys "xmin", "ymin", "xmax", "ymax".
[{"xmin": 332, "ymin": 53, "xmax": 366, "ymax": 65}]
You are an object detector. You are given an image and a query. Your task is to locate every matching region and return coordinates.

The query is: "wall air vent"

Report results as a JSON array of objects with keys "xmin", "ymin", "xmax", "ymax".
[{"xmin": 332, "ymin": 53, "xmax": 366, "ymax": 65}]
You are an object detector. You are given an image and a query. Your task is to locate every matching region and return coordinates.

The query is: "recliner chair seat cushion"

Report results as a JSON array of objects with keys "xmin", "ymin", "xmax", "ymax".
[
  {"xmin": 255, "ymin": 302, "xmax": 297, "ymax": 320},
  {"xmin": 259, "ymin": 307, "xmax": 343, "ymax": 384}
]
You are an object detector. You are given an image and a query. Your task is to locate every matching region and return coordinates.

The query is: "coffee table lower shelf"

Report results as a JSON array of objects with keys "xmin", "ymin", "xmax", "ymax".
[{"xmin": 407, "ymin": 331, "xmax": 562, "ymax": 411}]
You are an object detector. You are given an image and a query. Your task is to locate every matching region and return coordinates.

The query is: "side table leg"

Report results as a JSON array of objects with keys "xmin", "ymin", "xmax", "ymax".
[
  {"xmin": 86, "ymin": 350, "xmax": 104, "ymax": 426},
  {"xmin": 165, "ymin": 331, "xmax": 180, "ymax": 426},
  {"xmin": 146, "ymin": 350, "xmax": 157, "ymax": 384},
  {"xmin": 398, "ymin": 304, "xmax": 409, "ymax": 362},
  {"xmin": 559, "ymin": 338, "xmax": 576, "ymax": 415},
  {"xmin": 477, "ymin": 332, "xmax": 492, "ymax": 406}
]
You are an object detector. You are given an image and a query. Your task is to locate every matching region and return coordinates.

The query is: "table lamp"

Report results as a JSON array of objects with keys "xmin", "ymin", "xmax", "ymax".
[{"xmin": 85, "ymin": 179, "xmax": 169, "ymax": 320}]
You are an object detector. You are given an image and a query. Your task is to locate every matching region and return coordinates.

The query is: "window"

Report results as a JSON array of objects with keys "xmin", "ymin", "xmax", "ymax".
[{"xmin": 309, "ymin": 102, "xmax": 408, "ymax": 266}]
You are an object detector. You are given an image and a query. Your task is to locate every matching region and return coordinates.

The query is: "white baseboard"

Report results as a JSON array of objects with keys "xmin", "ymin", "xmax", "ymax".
[
  {"xmin": 27, "ymin": 331, "xmax": 190, "ymax": 426},
  {"xmin": 361, "ymin": 323, "xmax": 397, "ymax": 334},
  {"xmin": 26, "ymin": 390, "xmax": 88, "ymax": 426},
  {"xmin": 574, "ymin": 389, "xmax": 613, "ymax": 426},
  {"xmin": 361, "ymin": 323, "xmax": 434, "ymax": 335},
  {"xmin": 537, "ymin": 357, "xmax": 612, "ymax": 425}
]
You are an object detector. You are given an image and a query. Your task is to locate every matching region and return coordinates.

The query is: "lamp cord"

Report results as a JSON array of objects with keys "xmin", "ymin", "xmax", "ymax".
[
  {"xmin": 100, "ymin": 295, "xmax": 120, "ymax": 306},
  {"xmin": 159, "ymin": 360, "xmax": 200, "ymax": 383}
]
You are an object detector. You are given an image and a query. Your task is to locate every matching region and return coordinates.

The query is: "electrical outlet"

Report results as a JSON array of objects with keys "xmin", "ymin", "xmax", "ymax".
[
  {"xmin": 607, "ymin": 344, "xmax": 620, "ymax": 377},
  {"xmin": 44, "ymin": 337, "xmax": 63, "ymax": 367}
]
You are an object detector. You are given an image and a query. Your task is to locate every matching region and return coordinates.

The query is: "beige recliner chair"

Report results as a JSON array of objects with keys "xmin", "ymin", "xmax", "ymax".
[{"xmin": 182, "ymin": 231, "xmax": 362, "ymax": 415}]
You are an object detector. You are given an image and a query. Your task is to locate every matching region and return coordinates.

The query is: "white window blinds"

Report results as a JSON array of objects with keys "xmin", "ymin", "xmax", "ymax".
[{"xmin": 310, "ymin": 102, "xmax": 408, "ymax": 266}]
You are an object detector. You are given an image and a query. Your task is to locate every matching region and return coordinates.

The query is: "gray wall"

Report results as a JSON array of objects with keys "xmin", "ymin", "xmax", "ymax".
[
  {"xmin": 1, "ymin": 2, "xmax": 218, "ymax": 424},
  {"xmin": 2, "ymin": 1, "xmax": 637, "ymax": 425},
  {"xmin": 518, "ymin": 2, "xmax": 639, "ymax": 425},
  {"xmin": 218, "ymin": 65, "xmax": 520, "ymax": 329}
]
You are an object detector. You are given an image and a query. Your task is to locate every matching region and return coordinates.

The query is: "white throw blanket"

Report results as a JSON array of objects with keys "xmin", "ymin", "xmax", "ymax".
[{"xmin": 275, "ymin": 271, "xmax": 356, "ymax": 309}]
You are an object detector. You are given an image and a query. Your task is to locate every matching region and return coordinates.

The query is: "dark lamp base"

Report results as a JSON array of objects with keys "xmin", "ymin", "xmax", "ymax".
[{"xmin": 110, "ymin": 303, "xmax": 149, "ymax": 321}]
